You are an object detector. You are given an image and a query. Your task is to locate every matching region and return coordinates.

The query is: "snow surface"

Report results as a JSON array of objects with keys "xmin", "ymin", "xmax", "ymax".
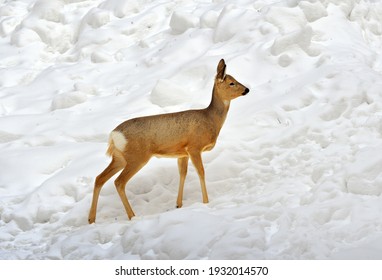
[{"xmin": 1, "ymin": 0, "xmax": 382, "ymax": 260}]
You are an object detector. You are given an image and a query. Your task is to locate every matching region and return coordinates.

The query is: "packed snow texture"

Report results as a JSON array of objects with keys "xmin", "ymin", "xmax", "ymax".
[{"xmin": 1, "ymin": 0, "xmax": 382, "ymax": 259}]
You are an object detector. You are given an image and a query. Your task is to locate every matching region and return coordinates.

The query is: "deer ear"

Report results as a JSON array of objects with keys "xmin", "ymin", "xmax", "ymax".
[{"xmin": 216, "ymin": 59, "xmax": 226, "ymax": 81}]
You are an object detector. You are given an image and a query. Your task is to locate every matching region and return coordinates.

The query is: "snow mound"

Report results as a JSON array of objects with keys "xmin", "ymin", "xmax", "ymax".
[
  {"xmin": 170, "ymin": 11, "xmax": 199, "ymax": 34},
  {"xmin": 51, "ymin": 91, "xmax": 88, "ymax": 110},
  {"xmin": 150, "ymin": 79, "xmax": 191, "ymax": 107},
  {"xmin": 346, "ymin": 147, "xmax": 382, "ymax": 196},
  {"xmin": 299, "ymin": 1, "xmax": 328, "ymax": 23},
  {"xmin": 98, "ymin": 0, "xmax": 139, "ymax": 18}
]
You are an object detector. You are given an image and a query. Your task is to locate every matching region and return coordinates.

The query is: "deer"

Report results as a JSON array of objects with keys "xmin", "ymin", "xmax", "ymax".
[{"xmin": 88, "ymin": 59, "xmax": 249, "ymax": 223}]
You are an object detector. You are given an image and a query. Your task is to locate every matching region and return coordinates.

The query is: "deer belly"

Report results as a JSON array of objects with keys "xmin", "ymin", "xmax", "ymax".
[{"xmin": 154, "ymin": 145, "xmax": 188, "ymax": 158}]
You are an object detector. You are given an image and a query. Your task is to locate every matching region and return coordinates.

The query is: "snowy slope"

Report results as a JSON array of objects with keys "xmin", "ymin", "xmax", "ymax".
[{"xmin": 1, "ymin": 0, "xmax": 382, "ymax": 259}]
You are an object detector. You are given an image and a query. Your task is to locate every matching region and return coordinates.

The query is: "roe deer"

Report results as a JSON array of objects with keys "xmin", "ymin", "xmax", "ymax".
[{"xmin": 88, "ymin": 59, "xmax": 249, "ymax": 223}]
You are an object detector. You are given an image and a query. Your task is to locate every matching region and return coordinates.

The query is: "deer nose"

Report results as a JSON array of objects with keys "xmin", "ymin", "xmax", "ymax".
[{"xmin": 243, "ymin": 88, "xmax": 249, "ymax": 95}]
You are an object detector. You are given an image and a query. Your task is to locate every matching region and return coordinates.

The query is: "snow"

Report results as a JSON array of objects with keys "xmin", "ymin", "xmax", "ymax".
[{"xmin": 1, "ymin": 0, "xmax": 382, "ymax": 260}]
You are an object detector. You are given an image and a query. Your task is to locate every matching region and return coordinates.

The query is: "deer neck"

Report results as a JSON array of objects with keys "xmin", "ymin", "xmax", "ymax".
[{"xmin": 206, "ymin": 86, "xmax": 230, "ymax": 130}]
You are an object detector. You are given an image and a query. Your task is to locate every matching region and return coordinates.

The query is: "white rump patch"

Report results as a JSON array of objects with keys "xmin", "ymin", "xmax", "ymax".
[{"xmin": 110, "ymin": 131, "xmax": 127, "ymax": 151}]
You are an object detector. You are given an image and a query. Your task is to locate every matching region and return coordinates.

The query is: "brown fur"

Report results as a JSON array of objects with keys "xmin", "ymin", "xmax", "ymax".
[
  {"xmin": 88, "ymin": 59, "xmax": 249, "ymax": 223},
  {"xmin": 106, "ymin": 138, "xmax": 115, "ymax": 157}
]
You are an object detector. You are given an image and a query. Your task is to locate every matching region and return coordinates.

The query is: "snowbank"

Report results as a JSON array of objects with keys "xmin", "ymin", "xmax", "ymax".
[{"xmin": 1, "ymin": 0, "xmax": 382, "ymax": 259}]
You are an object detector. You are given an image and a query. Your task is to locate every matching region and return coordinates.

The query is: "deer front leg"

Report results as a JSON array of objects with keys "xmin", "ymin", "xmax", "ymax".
[
  {"xmin": 176, "ymin": 156, "xmax": 189, "ymax": 208},
  {"xmin": 188, "ymin": 151, "xmax": 209, "ymax": 204}
]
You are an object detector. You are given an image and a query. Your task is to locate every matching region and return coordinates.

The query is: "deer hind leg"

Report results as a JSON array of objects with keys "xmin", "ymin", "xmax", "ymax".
[
  {"xmin": 176, "ymin": 156, "xmax": 189, "ymax": 208},
  {"xmin": 88, "ymin": 155, "xmax": 126, "ymax": 224},
  {"xmin": 188, "ymin": 151, "xmax": 209, "ymax": 204},
  {"xmin": 114, "ymin": 155, "xmax": 151, "ymax": 220}
]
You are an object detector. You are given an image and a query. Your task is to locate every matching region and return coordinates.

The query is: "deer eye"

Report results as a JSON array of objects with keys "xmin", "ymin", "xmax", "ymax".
[{"xmin": 229, "ymin": 82, "xmax": 235, "ymax": 86}]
